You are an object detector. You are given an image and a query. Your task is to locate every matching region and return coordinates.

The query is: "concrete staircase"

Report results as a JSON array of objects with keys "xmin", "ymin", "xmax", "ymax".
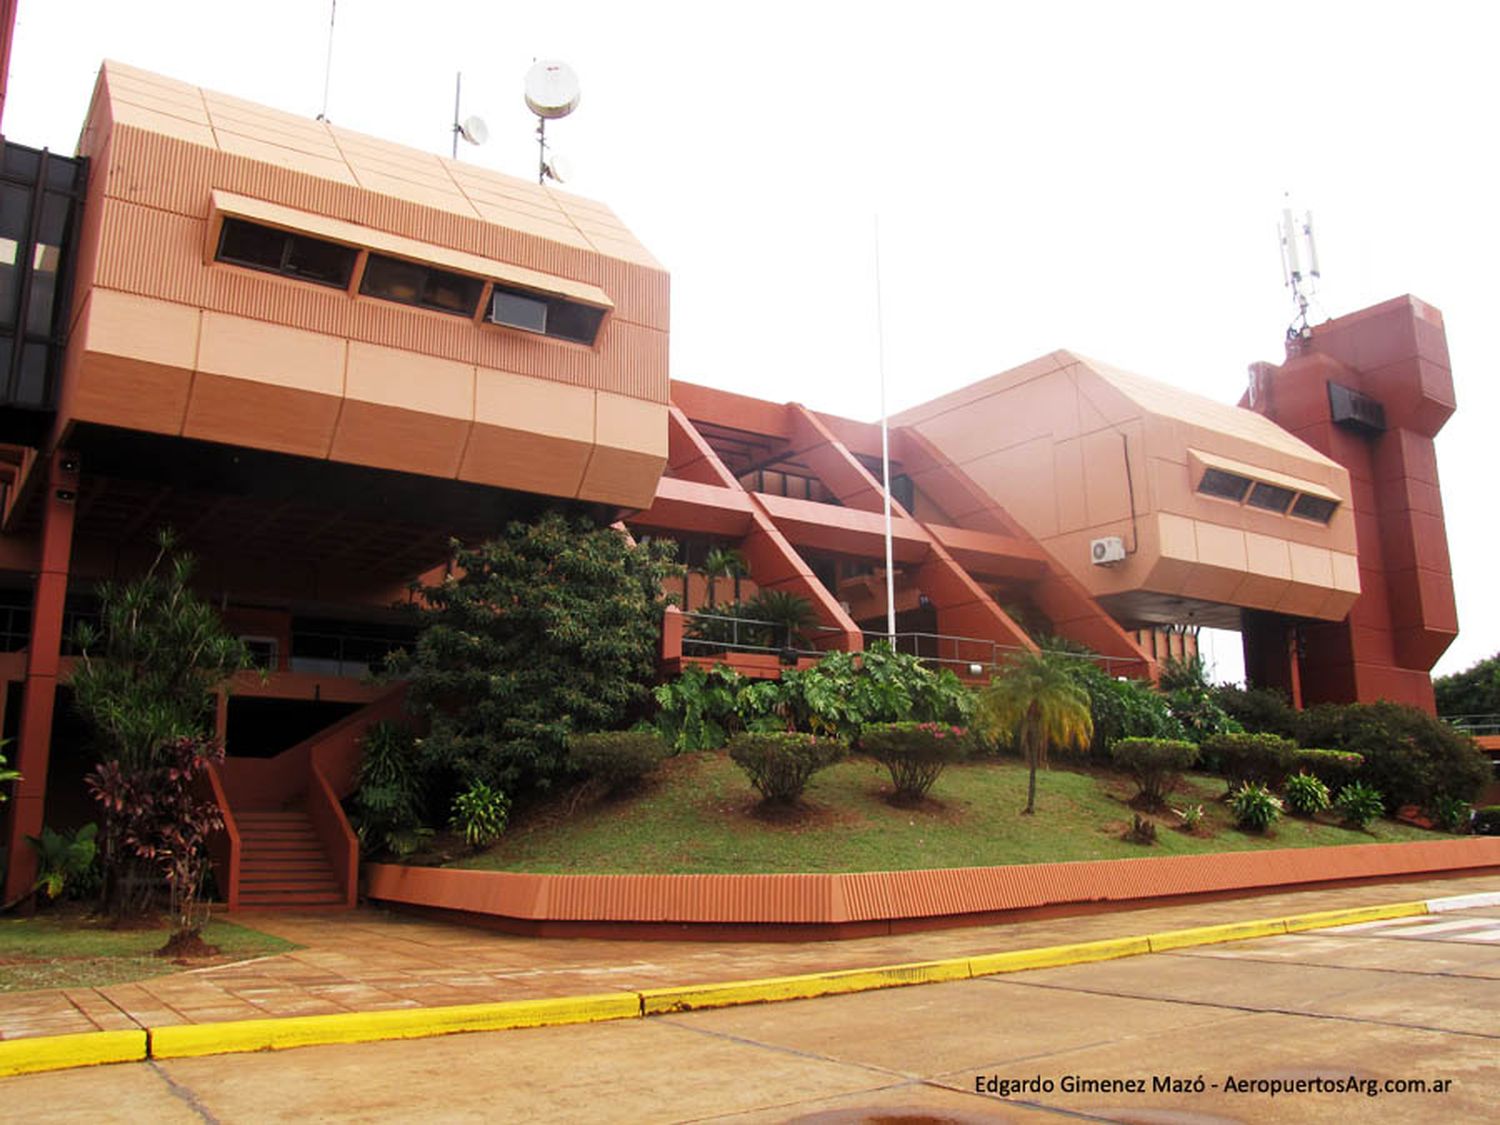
[{"xmin": 234, "ymin": 810, "xmax": 346, "ymax": 909}]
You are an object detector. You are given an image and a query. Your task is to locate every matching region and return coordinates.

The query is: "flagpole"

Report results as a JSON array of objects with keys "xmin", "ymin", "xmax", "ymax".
[{"xmin": 875, "ymin": 215, "xmax": 896, "ymax": 644}]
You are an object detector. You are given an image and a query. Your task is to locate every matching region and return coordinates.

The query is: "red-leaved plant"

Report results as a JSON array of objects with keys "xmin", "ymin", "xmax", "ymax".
[{"xmin": 86, "ymin": 736, "xmax": 225, "ymax": 950}]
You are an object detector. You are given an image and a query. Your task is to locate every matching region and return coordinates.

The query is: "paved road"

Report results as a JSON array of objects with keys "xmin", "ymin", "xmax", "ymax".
[{"xmin": 10, "ymin": 904, "xmax": 1500, "ymax": 1123}]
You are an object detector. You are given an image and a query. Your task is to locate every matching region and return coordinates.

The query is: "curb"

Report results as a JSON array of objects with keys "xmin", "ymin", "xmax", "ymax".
[{"xmin": 0, "ymin": 896, "xmax": 1445, "ymax": 1078}]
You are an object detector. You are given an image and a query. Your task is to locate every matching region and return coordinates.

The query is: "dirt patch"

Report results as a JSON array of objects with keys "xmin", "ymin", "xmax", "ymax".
[{"xmin": 155, "ymin": 929, "xmax": 221, "ymax": 960}]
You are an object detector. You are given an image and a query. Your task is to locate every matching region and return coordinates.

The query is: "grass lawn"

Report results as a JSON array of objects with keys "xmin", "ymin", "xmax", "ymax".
[
  {"xmin": 452, "ymin": 751, "xmax": 1446, "ymax": 875},
  {"xmin": 0, "ymin": 913, "xmax": 299, "ymax": 993}
]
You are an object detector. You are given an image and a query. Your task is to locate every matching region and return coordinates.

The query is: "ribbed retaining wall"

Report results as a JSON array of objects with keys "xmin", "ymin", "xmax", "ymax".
[{"xmin": 365, "ymin": 837, "xmax": 1500, "ymax": 939}]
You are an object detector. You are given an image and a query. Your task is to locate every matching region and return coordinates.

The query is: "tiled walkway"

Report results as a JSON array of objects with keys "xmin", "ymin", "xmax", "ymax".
[{"xmin": 3, "ymin": 872, "xmax": 1496, "ymax": 1042}]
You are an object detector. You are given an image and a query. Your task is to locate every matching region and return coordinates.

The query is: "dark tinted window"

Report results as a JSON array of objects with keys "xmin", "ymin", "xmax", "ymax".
[
  {"xmin": 360, "ymin": 253, "xmax": 482, "ymax": 316},
  {"xmin": 1291, "ymin": 494, "xmax": 1339, "ymax": 523},
  {"xmin": 1198, "ymin": 467, "xmax": 1251, "ymax": 501},
  {"xmin": 216, "ymin": 218, "xmax": 355, "ymax": 288},
  {"xmin": 1246, "ymin": 481, "xmax": 1295, "ymax": 513}
]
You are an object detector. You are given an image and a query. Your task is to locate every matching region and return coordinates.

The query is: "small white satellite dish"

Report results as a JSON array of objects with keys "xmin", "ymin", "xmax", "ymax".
[
  {"xmin": 543, "ymin": 152, "xmax": 574, "ymax": 184},
  {"xmin": 524, "ymin": 60, "xmax": 581, "ymax": 119},
  {"xmin": 458, "ymin": 115, "xmax": 489, "ymax": 146}
]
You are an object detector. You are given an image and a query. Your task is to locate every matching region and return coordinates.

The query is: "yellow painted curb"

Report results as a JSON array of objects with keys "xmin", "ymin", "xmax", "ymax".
[
  {"xmin": 641, "ymin": 958, "xmax": 972, "ymax": 1015},
  {"xmin": 967, "ymin": 935, "xmax": 1152, "ymax": 977},
  {"xmin": 0, "ymin": 1029, "xmax": 147, "ymax": 1077},
  {"xmin": 1281, "ymin": 901, "xmax": 1428, "ymax": 933},
  {"xmin": 1147, "ymin": 918, "xmax": 1289, "ymax": 952},
  {"xmin": 149, "ymin": 991, "xmax": 641, "ymax": 1059}
]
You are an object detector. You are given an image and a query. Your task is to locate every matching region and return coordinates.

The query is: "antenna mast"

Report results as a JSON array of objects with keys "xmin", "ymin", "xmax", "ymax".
[
  {"xmin": 317, "ymin": 0, "xmax": 336, "ymax": 121},
  {"xmin": 1278, "ymin": 198, "xmax": 1322, "ymax": 342},
  {"xmin": 524, "ymin": 60, "xmax": 581, "ymax": 185}
]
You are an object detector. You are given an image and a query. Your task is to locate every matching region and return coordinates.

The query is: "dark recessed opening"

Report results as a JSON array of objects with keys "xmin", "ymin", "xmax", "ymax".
[
  {"xmin": 216, "ymin": 217, "xmax": 357, "ymax": 288},
  {"xmin": 1246, "ymin": 481, "xmax": 1296, "ymax": 513},
  {"xmin": 1197, "ymin": 467, "xmax": 1252, "ymax": 502},
  {"xmin": 1291, "ymin": 493, "xmax": 1339, "ymax": 523},
  {"xmin": 360, "ymin": 253, "xmax": 483, "ymax": 316},
  {"xmin": 487, "ymin": 283, "xmax": 605, "ymax": 345}
]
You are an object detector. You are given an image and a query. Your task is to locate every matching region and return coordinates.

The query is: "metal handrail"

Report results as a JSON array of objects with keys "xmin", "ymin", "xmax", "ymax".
[
  {"xmin": 1445, "ymin": 713, "xmax": 1500, "ymax": 736},
  {"xmin": 682, "ymin": 610, "xmax": 844, "ymax": 658},
  {"xmin": 860, "ymin": 630, "xmax": 1143, "ymax": 677}
]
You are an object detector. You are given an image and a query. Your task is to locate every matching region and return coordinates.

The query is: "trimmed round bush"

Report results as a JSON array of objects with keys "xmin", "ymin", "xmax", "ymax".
[
  {"xmin": 859, "ymin": 722, "xmax": 972, "ymax": 802},
  {"xmin": 728, "ymin": 731, "xmax": 844, "ymax": 804},
  {"xmin": 1283, "ymin": 771, "xmax": 1331, "ymax": 817},
  {"xmin": 1203, "ymin": 733, "xmax": 1298, "ymax": 792},
  {"xmin": 1110, "ymin": 737, "xmax": 1199, "ymax": 810},
  {"xmin": 568, "ymin": 731, "xmax": 671, "ymax": 794},
  {"xmin": 1336, "ymin": 781, "xmax": 1385, "ymax": 830},
  {"xmin": 1229, "ymin": 782, "xmax": 1283, "ymax": 833},
  {"xmin": 1292, "ymin": 748, "xmax": 1364, "ymax": 792}
]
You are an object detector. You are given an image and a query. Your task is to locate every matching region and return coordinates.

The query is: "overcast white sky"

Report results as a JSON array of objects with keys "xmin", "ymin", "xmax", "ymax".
[{"xmin": 6, "ymin": 1, "xmax": 1497, "ymax": 682}]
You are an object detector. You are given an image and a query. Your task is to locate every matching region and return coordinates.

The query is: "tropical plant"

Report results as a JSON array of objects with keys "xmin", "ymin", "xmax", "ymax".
[
  {"xmin": 1110, "ymin": 738, "xmax": 1198, "ymax": 810},
  {"xmin": 27, "ymin": 823, "xmax": 99, "ymax": 901},
  {"xmin": 1164, "ymin": 686, "xmax": 1242, "ymax": 743},
  {"xmin": 1283, "ymin": 772, "xmax": 1332, "ymax": 817},
  {"xmin": 391, "ymin": 513, "xmax": 680, "ymax": 795},
  {"xmin": 68, "ymin": 529, "xmax": 252, "ymax": 921},
  {"xmin": 1228, "ymin": 782, "xmax": 1283, "ymax": 833},
  {"xmin": 743, "ymin": 588, "xmax": 820, "ymax": 650},
  {"xmin": 1173, "ymin": 803, "xmax": 1205, "ymax": 832},
  {"xmin": 1060, "ymin": 660, "xmax": 1188, "ymax": 757},
  {"xmin": 1335, "ymin": 781, "xmax": 1385, "ymax": 830},
  {"xmin": 859, "ymin": 722, "xmax": 972, "ymax": 802},
  {"xmin": 449, "ymin": 781, "xmax": 510, "ymax": 848},
  {"xmin": 653, "ymin": 663, "xmax": 743, "ymax": 751},
  {"xmin": 974, "ymin": 650, "xmax": 1093, "ymax": 815},
  {"xmin": 1158, "ymin": 652, "xmax": 1210, "ymax": 693},
  {"xmin": 727, "ymin": 731, "xmax": 843, "ymax": 804},
  {"xmin": 569, "ymin": 730, "xmax": 671, "ymax": 794},
  {"xmin": 86, "ymin": 736, "xmax": 225, "ymax": 947},
  {"xmin": 702, "ymin": 546, "xmax": 748, "ymax": 608},
  {"xmin": 1429, "ymin": 795, "xmax": 1472, "ymax": 834},
  {"xmin": 349, "ymin": 721, "xmax": 427, "ymax": 857}
]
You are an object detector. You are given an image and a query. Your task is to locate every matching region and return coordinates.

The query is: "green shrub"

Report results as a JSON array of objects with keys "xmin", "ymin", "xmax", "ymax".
[
  {"xmin": 1229, "ymin": 782, "xmax": 1283, "ymax": 833},
  {"xmin": 1429, "ymin": 795, "xmax": 1472, "ymax": 834},
  {"xmin": 859, "ymin": 722, "xmax": 972, "ymax": 802},
  {"xmin": 1110, "ymin": 738, "xmax": 1199, "ymax": 810},
  {"xmin": 1292, "ymin": 748, "xmax": 1365, "ymax": 791},
  {"xmin": 1204, "ymin": 733, "xmax": 1298, "ymax": 791},
  {"xmin": 1297, "ymin": 701, "xmax": 1489, "ymax": 812},
  {"xmin": 727, "ymin": 732, "xmax": 843, "ymax": 804},
  {"xmin": 26, "ymin": 823, "xmax": 99, "ymax": 901},
  {"xmin": 449, "ymin": 781, "xmax": 510, "ymax": 848},
  {"xmin": 1336, "ymin": 781, "xmax": 1385, "ymax": 830},
  {"xmin": 1173, "ymin": 803, "xmax": 1205, "ymax": 831},
  {"xmin": 350, "ymin": 721, "xmax": 428, "ymax": 857},
  {"xmin": 1473, "ymin": 806, "xmax": 1500, "ymax": 836},
  {"xmin": 653, "ymin": 663, "xmax": 743, "ymax": 752},
  {"xmin": 1283, "ymin": 772, "xmax": 1331, "ymax": 817},
  {"xmin": 1211, "ymin": 685, "xmax": 1299, "ymax": 740},
  {"xmin": 569, "ymin": 730, "xmax": 671, "ymax": 793},
  {"xmin": 1165, "ymin": 686, "xmax": 1242, "ymax": 743},
  {"xmin": 1062, "ymin": 661, "xmax": 1188, "ymax": 757}
]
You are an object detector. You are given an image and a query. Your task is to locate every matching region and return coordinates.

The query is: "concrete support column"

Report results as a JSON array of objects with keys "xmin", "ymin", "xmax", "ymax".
[{"xmin": 4, "ymin": 451, "xmax": 78, "ymax": 903}]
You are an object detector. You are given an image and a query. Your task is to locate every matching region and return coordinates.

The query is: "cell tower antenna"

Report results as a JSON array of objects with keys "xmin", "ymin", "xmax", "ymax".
[{"xmin": 1279, "ymin": 196, "xmax": 1322, "ymax": 342}]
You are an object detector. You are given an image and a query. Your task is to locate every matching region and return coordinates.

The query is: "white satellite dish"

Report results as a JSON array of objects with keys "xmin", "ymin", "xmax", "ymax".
[
  {"xmin": 524, "ymin": 60, "xmax": 581, "ymax": 119},
  {"xmin": 543, "ymin": 152, "xmax": 574, "ymax": 184},
  {"xmin": 458, "ymin": 115, "xmax": 489, "ymax": 146}
]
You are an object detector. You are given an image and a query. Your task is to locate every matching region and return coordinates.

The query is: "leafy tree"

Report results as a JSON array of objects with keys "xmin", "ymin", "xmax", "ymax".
[
  {"xmin": 393, "ymin": 513, "xmax": 679, "ymax": 796},
  {"xmin": 1434, "ymin": 652, "xmax": 1500, "ymax": 718},
  {"xmin": 69, "ymin": 530, "xmax": 251, "ymax": 925},
  {"xmin": 975, "ymin": 651, "xmax": 1093, "ymax": 815}
]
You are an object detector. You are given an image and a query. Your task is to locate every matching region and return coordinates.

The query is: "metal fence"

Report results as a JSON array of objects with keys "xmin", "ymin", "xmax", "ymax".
[
  {"xmin": 860, "ymin": 631, "xmax": 1145, "ymax": 678},
  {"xmin": 680, "ymin": 611, "xmax": 846, "ymax": 659},
  {"xmin": 1446, "ymin": 714, "xmax": 1500, "ymax": 737}
]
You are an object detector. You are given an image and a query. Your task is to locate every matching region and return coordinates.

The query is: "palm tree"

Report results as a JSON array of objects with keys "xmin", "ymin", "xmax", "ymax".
[
  {"xmin": 703, "ymin": 546, "xmax": 748, "ymax": 608},
  {"xmin": 975, "ymin": 650, "xmax": 1093, "ymax": 815},
  {"xmin": 746, "ymin": 588, "xmax": 820, "ymax": 650}
]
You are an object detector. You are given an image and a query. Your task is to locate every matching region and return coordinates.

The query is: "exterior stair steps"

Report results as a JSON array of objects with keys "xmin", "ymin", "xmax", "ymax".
[{"xmin": 234, "ymin": 810, "xmax": 345, "ymax": 908}]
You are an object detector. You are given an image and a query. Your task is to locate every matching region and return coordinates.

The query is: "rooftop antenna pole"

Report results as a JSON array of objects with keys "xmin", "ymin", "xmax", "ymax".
[
  {"xmin": 450, "ymin": 74, "xmax": 489, "ymax": 162},
  {"xmin": 1279, "ymin": 194, "xmax": 1322, "ymax": 343},
  {"xmin": 452, "ymin": 73, "xmax": 462, "ymax": 159},
  {"xmin": 317, "ymin": 0, "xmax": 336, "ymax": 121},
  {"xmin": 875, "ymin": 214, "xmax": 896, "ymax": 645},
  {"xmin": 524, "ymin": 60, "xmax": 581, "ymax": 186}
]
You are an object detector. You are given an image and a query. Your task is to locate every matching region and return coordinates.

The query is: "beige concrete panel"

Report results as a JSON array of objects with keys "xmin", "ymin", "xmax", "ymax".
[
  {"xmin": 596, "ymin": 392, "xmax": 668, "ymax": 459},
  {"xmin": 1287, "ymin": 540, "xmax": 1336, "ymax": 589},
  {"xmin": 1147, "ymin": 453, "xmax": 1201, "ymax": 519},
  {"xmin": 1053, "ymin": 437, "xmax": 1087, "ymax": 534},
  {"xmin": 1331, "ymin": 550, "xmax": 1361, "ymax": 593},
  {"xmin": 71, "ymin": 353, "xmax": 195, "ymax": 435},
  {"xmin": 578, "ymin": 444, "xmax": 669, "ymax": 508},
  {"xmin": 345, "ymin": 340, "xmax": 473, "ymax": 419},
  {"xmin": 458, "ymin": 424, "xmax": 591, "ymax": 498},
  {"xmin": 1231, "ymin": 571, "xmax": 1293, "ymax": 613},
  {"xmin": 183, "ymin": 375, "xmax": 341, "ymax": 458},
  {"xmin": 469, "ymin": 203, "xmax": 593, "ymax": 250},
  {"xmin": 966, "ymin": 437, "xmax": 1058, "ymax": 538},
  {"xmin": 80, "ymin": 288, "xmax": 201, "ymax": 372},
  {"xmin": 329, "ymin": 400, "xmax": 472, "ymax": 478},
  {"xmin": 109, "ymin": 99, "xmax": 217, "ymax": 146},
  {"xmin": 197, "ymin": 311, "xmax": 347, "ymax": 396},
  {"xmin": 1081, "ymin": 428, "xmax": 1133, "ymax": 525},
  {"xmin": 1193, "ymin": 519, "xmax": 1248, "ymax": 572},
  {"xmin": 892, "ymin": 351, "xmax": 1072, "ymax": 427},
  {"xmin": 65, "ymin": 290, "xmax": 200, "ymax": 434},
  {"xmin": 1244, "ymin": 530, "xmax": 1293, "ymax": 580},
  {"xmin": 101, "ymin": 61, "xmax": 209, "ymax": 109},
  {"xmin": 212, "ymin": 130, "xmax": 359, "ymax": 185},
  {"xmin": 1155, "ymin": 511, "xmax": 1197, "ymax": 562},
  {"xmin": 1275, "ymin": 580, "xmax": 1332, "ymax": 618},
  {"xmin": 474, "ymin": 367, "xmax": 594, "ymax": 443},
  {"xmin": 583, "ymin": 233, "xmax": 667, "ymax": 270}
]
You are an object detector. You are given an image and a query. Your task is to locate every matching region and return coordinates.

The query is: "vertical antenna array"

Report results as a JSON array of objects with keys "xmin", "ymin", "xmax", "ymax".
[{"xmin": 1278, "ymin": 199, "xmax": 1322, "ymax": 342}]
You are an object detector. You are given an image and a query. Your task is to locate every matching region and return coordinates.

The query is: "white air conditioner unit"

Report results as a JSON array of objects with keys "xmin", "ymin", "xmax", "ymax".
[{"xmin": 1090, "ymin": 536, "xmax": 1126, "ymax": 566}]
